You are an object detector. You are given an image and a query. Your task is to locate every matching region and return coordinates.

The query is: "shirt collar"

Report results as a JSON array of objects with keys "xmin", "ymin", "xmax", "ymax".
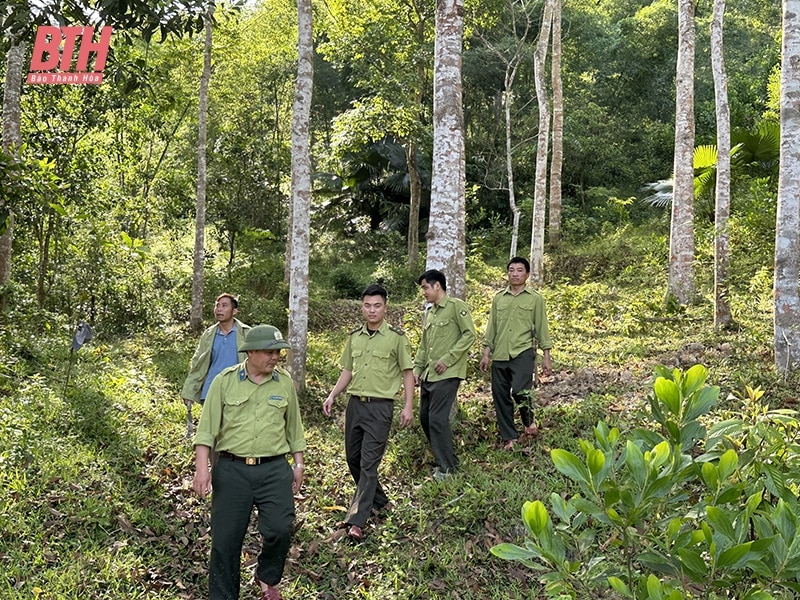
[{"xmin": 238, "ymin": 361, "xmax": 281, "ymax": 382}]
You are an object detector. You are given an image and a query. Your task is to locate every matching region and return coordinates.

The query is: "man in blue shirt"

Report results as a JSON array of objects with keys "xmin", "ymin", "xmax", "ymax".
[{"xmin": 182, "ymin": 293, "xmax": 251, "ymax": 405}]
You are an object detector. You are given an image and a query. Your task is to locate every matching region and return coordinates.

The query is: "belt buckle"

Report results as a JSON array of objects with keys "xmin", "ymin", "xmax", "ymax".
[{"xmin": 246, "ymin": 457, "xmax": 257, "ymax": 465}]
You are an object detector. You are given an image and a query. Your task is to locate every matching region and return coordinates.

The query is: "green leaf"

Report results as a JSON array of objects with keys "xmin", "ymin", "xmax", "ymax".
[
  {"xmin": 676, "ymin": 548, "xmax": 707, "ymax": 578},
  {"xmin": 717, "ymin": 449, "xmax": 738, "ymax": 481},
  {"xmin": 717, "ymin": 542, "xmax": 754, "ymax": 569},
  {"xmin": 684, "ymin": 385, "xmax": 719, "ymax": 420},
  {"xmin": 682, "ymin": 364, "xmax": 707, "ymax": 396},
  {"xmin": 588, "ymin": 448, "xmax": 606, "ymax": 477},
  {"xmin": 522, "ymin": 501, "xmax": 549, "ymax": 537},
  {"xmin": 551, "ymin": 449, "xmax": 592, "ymax": 486},
  {"xmin": 625, "ymin": 440, "xmax": 646, "ymax": 487},
  {"xmin": 608, "ymin": 576, "xmax": 632, "ymax": 597},
  {"xmin": 654, "ymin": 377, "xmax": 681, "ymax": 416},
  {"xmin": 701, "ymin": 461, "xmax": 718, "ymax": 489},
  {"xmin": 706, "ymin": 506, "xmax": 736, "ymax": 541},
  {"xmin": 646, "ymin": 573, "xmax": 664, "ymax": 600},
  {"xmin": 490, "ymin": 542, "xmax": 538, "ymax": 561}
]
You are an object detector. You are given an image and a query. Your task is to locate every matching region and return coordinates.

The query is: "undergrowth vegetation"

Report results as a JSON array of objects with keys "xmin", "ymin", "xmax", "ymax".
[{"xmin": 1, "ymin": 224, "xmax": 798, "ymax": 599}]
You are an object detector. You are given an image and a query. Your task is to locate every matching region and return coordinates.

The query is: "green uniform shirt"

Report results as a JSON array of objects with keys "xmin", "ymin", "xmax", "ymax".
[
  {"xmin": 193, "ymin": 361, "xmax": 306, "ymax": 456},
  {"xmin": 482, "ymin": 286, "xmax": 553, "ymax": 361},
  {"xmin": 181, "ymin": 318, "xmax": 251, "ymax": 402},
  {"xmin": 340, "ymin": 320, "xmax": 413, "ymax": 399},
  {"xmin": 414, "ymin": 295, "xmax": 477, "ymax": 381}
]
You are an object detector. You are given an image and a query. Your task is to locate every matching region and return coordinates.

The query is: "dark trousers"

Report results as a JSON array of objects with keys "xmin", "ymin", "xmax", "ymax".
[
  {"xmin": 209, "ymin": 456, "xmax": 295, "ymax": 600},
  {"xmin": 491, "ymin": 348, "xmax": 536, "ymax": 442},
  {"xmin": 344, "ymin": 397, "xmax": 393, "ymax": 527},
  {"xmin": 419, "ymin": 378, "xmax": 461, "ymax": 473}
]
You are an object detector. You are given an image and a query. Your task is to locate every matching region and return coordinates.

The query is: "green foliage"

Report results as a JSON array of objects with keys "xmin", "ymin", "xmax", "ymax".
[{"xmin": 493, "ymin": 365, "xmax": 800, "ymax": 599}]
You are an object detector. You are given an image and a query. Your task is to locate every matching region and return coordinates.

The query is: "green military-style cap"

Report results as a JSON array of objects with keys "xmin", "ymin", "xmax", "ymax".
[{"xmin": 239, "ymin": 325, "xmax": 291, "ymax": 351}]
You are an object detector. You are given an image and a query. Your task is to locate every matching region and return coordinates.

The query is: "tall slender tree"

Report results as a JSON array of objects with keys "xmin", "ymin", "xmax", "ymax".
[
  {"xmin": 190, "ymin": 5, "xmax": 215, "ymax": 334},
  {"xmin": 774, "ymin": 0, "xmax": 800, "ymax": 374},
  {"xmin": 529, "ymin": 0, "xmax": 553, "ymax": 285},
  {"xmin": 667, "ymin": 0, "xmax": 696, "ymax": 305},
  {"xmin": 427, "ymin": 0, "xmax": 466, "ymax": 299},
  {"xmin": 548, "ymin": 0, "xmax": 563, "ymax": 248},
  {"xmin": 288, "ymin": 0, "xmax": 314, "ymax": 388},
  {"xmin": 0, "ymin": 41, "xmax": 25, "ymax": 309},
  {"xmin": 711, "ymin": 0, "xmax": 732, "ymax": 330}
]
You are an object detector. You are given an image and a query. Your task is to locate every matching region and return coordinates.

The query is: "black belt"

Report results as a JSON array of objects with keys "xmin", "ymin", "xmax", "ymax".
[
  {"xmin": 219, "ymin": 451, "xmax": 284, "ymax": 465},
  {"xmin": 351, "ymin": 395, "xmax": 393, "ymax": 403}
]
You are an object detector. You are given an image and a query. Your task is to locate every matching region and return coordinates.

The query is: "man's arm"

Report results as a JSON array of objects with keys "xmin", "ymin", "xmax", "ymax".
[
  {"xmin": 193, "ymin": 444, "xmax": 212, "ymax": 497},
  {"xmin": 291, "ymin": 451, "xmax": 304, "ymax": 494},
  {"xmin": 399, "ymin": 368, "xmax": 414, "ymax": 427},
  {"xmin": 322, "ymin": 369, "xmax": 353, "ymax": 416}
]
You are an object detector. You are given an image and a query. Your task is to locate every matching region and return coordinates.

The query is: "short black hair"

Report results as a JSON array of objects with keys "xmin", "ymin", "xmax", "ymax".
[
  {"xmin": 216, "ymin": 293, "xmax": 239, "ymax": 309},
  {"xmin": 507, "ymin": 256, "xmax": 531, "ymax": 273},
  {"xmin": 418, "ymin": 269, "xmax": 447, "ymax": 291},
  {"xmin": 362, "ymin": 283, "xmax": 388, "ymax": 301}
]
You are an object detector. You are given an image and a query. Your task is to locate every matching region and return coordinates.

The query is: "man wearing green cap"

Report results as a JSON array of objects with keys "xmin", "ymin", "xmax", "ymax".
[{"xmin": 193, "ymin": 325, "xmax": 306, "ymax": 600}]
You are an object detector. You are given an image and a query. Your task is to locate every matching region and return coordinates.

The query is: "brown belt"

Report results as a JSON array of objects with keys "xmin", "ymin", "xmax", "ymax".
[
  {"xmin": 219, "ymin": 451, "xmax": 284, "ymax": 466},
  {"xmin": 351, "ymin": 395, "xmax": 393, "ymax": 403}
]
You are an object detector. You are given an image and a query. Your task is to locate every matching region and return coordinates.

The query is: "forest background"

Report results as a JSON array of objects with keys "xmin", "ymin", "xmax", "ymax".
[{"xmin": 0, "ymin": 0, "xmax": 797, "ymax": 599}]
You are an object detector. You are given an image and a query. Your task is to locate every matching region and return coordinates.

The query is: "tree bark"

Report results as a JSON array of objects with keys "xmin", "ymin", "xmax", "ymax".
[
  {"xmin": 0, "ymin": 41, "xmax": 25, "ymax": 308},
  {"xmin": 288, "ymin": 0, "xmax": 314, "ymax": 389},
  {"xmin": 530, "ymin": 0, "xmax": 554, "ymax": 285},
  {"xmin": 190, "ymin": 7, "xmax": 214, "ymax": 334},
  {"xmin": 774, "ymin": 0, "xmax": 800, "ymax": 374},
  {"xmin": 427, "ymin": 0, "xmax": 466, "ymax": 299},
  {"xmin": 548, "ymin": 0, "xmax": 563, "ymax": 248},
  {"xmin": 667, "ymin": 0, "xmax": 696, "ymax": 305},
  {"xmin": 711, "ymin": 0, "xmax": 733, "ymax": 330},
  {"xmin": 407, "ymin": 142, "xmax": 421, "ymax": 268}
]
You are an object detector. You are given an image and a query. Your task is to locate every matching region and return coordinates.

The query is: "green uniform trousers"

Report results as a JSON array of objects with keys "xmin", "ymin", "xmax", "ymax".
[
  {"xmin": 419, "ymin": 377, "xmax": 461, "ymax": 473},
  {"xmin": 491, "ymin": 347, "xmax": 536, "ymax": 442},
  {"xmin": 209, "ymin": 455, "xmax": 295, "ymax": 600}
]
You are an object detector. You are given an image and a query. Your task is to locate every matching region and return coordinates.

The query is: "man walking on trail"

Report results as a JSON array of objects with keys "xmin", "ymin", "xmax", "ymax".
[
  {"xmin": 182, "ymin": 293, "xmax": 251, "ymax": 407},
  {"xmin": 193, "ymin": 324, "xmax": 306, "ymax": 600},
  {"xmin": 413, "ymin": 269, "xmax": 476, "ymax": 479},
  {"xmin": 322, "ymin": 284, "xmax": 415, "ymax": 542},
  {"xmin": 479, "ymin": 257, "xmax": 553, "ymax": 451}
]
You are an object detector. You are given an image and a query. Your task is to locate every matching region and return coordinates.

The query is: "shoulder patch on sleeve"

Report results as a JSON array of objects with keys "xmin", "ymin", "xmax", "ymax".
[{"xmin": 389, "ymin": 325, "xmax": 406, "ymax": 336}]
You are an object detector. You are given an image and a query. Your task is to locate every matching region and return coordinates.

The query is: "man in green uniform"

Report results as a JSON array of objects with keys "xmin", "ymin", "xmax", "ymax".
[
  {"xmin": 193, "ymin": 325, "xmax": 306, "ymax": 600},
  {"xmin": 479, "ymin": 257, "xmax": 553, "ymax": 451},
  {"xmin": 322, "ymin": 284, "xmax": 414, "ymax": 541},
  {"xmin": 413, "ymin": 269, "xmax": 476, "ymax": 479}
]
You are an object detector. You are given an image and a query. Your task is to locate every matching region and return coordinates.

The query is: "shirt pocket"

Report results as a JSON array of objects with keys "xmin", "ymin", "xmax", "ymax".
[
  {"xmin": 222, "ymin": 391, "xmax": 252, "ymax": 424},
  {"xmin": 265, "ymin": 394, "xmax": 288, "ymax": 424}
]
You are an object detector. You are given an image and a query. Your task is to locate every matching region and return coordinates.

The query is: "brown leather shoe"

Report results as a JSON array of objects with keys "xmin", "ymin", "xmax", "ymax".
[{"xmin": 347, "ymin": 525, "xmax": 364, "ymax": 541}]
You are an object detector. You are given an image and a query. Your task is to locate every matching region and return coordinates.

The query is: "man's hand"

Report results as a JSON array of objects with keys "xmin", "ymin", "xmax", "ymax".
[
  {"xmin": 292, "ymin": 467, "xmax": 304, "ymax": 494},
  {"xmin": 479, "ymin": 352, "xmax": 491, "ymax": 373},
  {"xmin": 434, "ymin": 360, "xmax": 448, "ymax": 375},
  {"xmin": 322, "ymin": 395, "xmax": 335, "ymax": 417},
  {"xmin": 399, "ymin": 406, "xmax": 413, "ymax": 427},
  {"xmin": 193, "ymin": 468, "xmax": 211, "ymax": 498},
  {"xmin": 183, "ymin": 397, "xmax": 193, "ymax": 408}
]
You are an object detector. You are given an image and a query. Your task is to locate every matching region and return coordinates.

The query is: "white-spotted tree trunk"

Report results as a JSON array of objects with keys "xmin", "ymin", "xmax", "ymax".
[
  {"xmin": 529, "ymin": 0, "xmax": 554, "ymax": 285},
  {"xmin": 190, "ymin": 7, "xmax": 214, "ymax": 333},
  {"xmin": 774, "ymin": 0, "xmax": 800, "ymax": 374},
  {"xmin": 288, "ymin": 0, "xmax": 314, "ymax": 388},
  {"xmin": 0, "ymin": 41, "xmax": 25, "ymax": 307},
  {"xmin": 711, "ymin": 0, "xmax": 732, "ymax": 329},
  {"xmin": 427, "ymin": 0, "xmax": 466, "ymax": 299},
  {"xmin": 548, "ymin": 0, "xmax": 563, "ymax": 248},
  {"xmin": 667, "ymin": 0, "xmax": 696, "ymax": 305}
]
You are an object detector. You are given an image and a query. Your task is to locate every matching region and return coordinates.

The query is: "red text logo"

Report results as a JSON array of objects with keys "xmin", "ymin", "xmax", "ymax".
[{"xmin": 27, "ymin": 26, "xmax": 112, "ymax": 85}]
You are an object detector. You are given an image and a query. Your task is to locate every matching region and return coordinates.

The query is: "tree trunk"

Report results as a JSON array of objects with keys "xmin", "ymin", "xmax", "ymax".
[
  {"xmin": 711, "ymin": 0, "xmax": 733, "ymax": 330},
  {"xmin": 407, "ymin": 142, "xmax": 421, "ymax": 269},
  {"xmin": 529, "ymin": 0, "xmax": 554, "ymax": 285},
  {"xmin": 774, "ymin": 0, "xmax": 800, "ymax": 374},
  {"xmin": 427, "ymin": 0, "xmax": 466, "ymax": 299},
  {"xmin": 0, "ymin": 41, "xmax": 25, "ymax": 309},
  {"xmin": 667, "ymin": 0, "xmax": 696, "ymax": 305},
  {"xmin": 548, "ymin": 0, "xmax": 563, "ymax": 248},
  {"xmin": 287, "ymin": 0, "xmax": 314, "ymax": 390},
  {"xmin": 190, "ymin": 7, "xmax": 214, "ymax": 334}
]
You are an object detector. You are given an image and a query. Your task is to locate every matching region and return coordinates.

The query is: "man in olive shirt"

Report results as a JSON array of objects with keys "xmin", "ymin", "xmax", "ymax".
[
  {"xmin": 322, "ymin": 284, "xmax": 414, "ymax": 542},
  {"xmin": 479, "ymin": 257, "xmax": 553, "ymax": 451},
  {"xmin": 413, "ymin": 269, "xmax": 476, "ymax": 478},
  {"xmin": 193, "ymin": 325, "xmax": 306, "ymax": 600}
]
